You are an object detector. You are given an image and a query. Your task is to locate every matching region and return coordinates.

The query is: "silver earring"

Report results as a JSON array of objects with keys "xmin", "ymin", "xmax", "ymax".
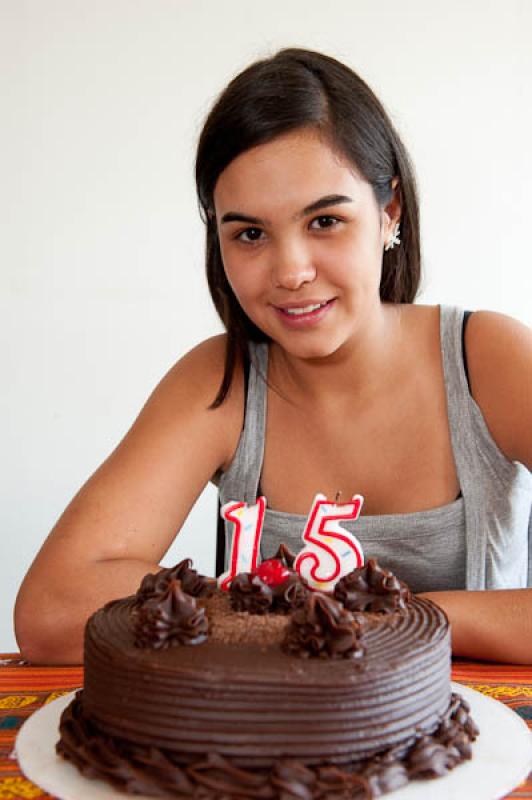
[{"xmin": 385, "ymin": 223, "xmax": 401, "ymax": 251}]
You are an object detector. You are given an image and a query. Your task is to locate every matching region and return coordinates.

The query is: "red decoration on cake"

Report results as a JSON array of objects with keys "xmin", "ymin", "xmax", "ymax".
[
  {"xmin": 294, "ymin": 493, "xmax": 364, "ymax": 592},
  {"xmin": 253, "ymin": 558, "xmax": 291, "ymax": 587}
]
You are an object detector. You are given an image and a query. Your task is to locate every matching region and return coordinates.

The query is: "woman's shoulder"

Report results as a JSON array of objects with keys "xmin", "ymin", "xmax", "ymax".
[
  {"xmin": 164, "ymin": 331, "xmax": 245, "ymax": 405},
  {"xmin": 465, "ymin": 310, "xmax": 532, "ymax": 468},
  {"xmin": 163, "ymin": 334, "xmax": 243, "ymax": 401},
  {"xmin": 399, "ymin": 304, "xmax": 531, "ymax": 468},
  {"xmin": 167, "ymin": 332, "xmax": 227, "ymax": 374},
  {"xmin": 464, "ymin": 308, "xmax": 530, "ymax": 351},
  {"xmin": 138, "ymin": 334, "xmax": 246, "ymax": 472}
]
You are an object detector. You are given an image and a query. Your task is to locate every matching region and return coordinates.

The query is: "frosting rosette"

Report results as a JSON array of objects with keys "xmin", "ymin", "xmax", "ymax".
[
  {"xmin": 133, "ymin": 578, "xmax": 208, "ymax": 649},
  {"xmin": 229, "ymin": 567, "xmax": 309, "ymax": 615},
  {"xmin": 282, "ymin": 592, "xmax": 364, "ymax": 659},
  {"xmin": 334, "ymin": 558, "xmax": 412, "ymax": 613},
  {"xmin": 136, "ymin": 558, "xmax": 214, "ymax": 602},
  {"xmin": 229, "ymin": 573, "xmax": 274, "ymax": 614}
]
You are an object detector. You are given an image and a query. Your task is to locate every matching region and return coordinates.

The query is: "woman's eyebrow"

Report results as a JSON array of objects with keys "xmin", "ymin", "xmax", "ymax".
[
  {"xmin": 219, "ymin": 194, "xmax": 353, "ymax": 225},
  {"xmin": 301, "ymin": 194, "xmax": 353, "ymax": 217}
]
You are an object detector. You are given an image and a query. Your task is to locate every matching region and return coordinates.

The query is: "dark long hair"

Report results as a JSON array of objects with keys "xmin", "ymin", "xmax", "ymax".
[{"xmin": 195, "ymin": 48, "xmax": 421, "ymax": 406}]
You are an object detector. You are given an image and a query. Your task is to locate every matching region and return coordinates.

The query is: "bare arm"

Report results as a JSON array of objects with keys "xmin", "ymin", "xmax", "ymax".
[
  {"xmin": 14, "ymin": 335, "xmax": 244, "ymax": 665},
  {"xmin": 465, "ymin": 310, "xmax": 532, "ymax": 470},
  {"xmin": 420, "ymin": 588, "xmax": 532, "ymax": 664},
  {"xmin": 424, "ymin": 312, "xmax": 532, "ymax": 664}
]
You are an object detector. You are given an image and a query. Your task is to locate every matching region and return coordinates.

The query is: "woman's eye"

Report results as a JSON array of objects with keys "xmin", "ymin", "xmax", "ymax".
[
  {"xmin": 310, "ymin": 215, "xmax": 340, "ymax": 230},
  {"xmin": 236, "ymin": 227, "xmax": 264, "ymax": 243}
]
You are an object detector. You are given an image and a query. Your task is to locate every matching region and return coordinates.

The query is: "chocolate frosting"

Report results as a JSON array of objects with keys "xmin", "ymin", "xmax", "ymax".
[
  {"xmin": 272, "ymin": 574, "xmax": 309, "ymax": 614},
  {"xmin": 57, "ymin": 691, "xmax": 477, "ymax": 799},
  {"xmin": 230, "ymin": 571, "xmax": 309, "ymax": 616},
  {"xmin": 79, "ymin": 593, "xmax": 452, "ymax": 768},
  {"xmin": 334, "ymin": 559, "xmax": 412, "ymax": 613},
  {"xmin": 230, "ymin": 573, "xmax": 274, "ymax": 614},
  {"xmin": 136, "ymin": 558, "xmax": 214, "ymax": 602},
  {"xmin": 58, "ymin": 554, "xmax": 473, "ymax": 799},
  {"xmin": 283, "ymin": 592, "xmax": 364, "ymax": 660},
  {"xmin": 363, "ymin": 755, "xmax": 409, "ymax": 796},
  {"xmin": 133, "ymin": 578, "xmax": 208, "ymax": 649},
  {"xmin": 273, "ymin": 543, "xmax": 297, "ymax": 569}
]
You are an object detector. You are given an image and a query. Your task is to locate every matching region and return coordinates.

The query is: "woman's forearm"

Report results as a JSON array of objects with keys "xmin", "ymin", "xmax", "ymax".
[
  {"xmin": 14, "ymin": 557, "xmax": 161, "ymax": 665},
  {"xmin": 419, "ymin": 588, "xmax": 532, "ymax": 664},
  {"xmin": 18, "ymin": 561, "xmax": 532, "ymax": 666}
]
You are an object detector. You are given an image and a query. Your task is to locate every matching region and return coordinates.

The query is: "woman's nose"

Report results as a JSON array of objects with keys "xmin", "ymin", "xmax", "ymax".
[{"xmin": 271, "ymin": 239, "xmax": 316, "ymax": 290}]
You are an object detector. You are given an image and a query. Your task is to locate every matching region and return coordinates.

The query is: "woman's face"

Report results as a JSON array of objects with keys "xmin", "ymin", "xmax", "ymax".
[{"xmin": 213, "ymin": 128, "xmax": 399, "ymax": 361}]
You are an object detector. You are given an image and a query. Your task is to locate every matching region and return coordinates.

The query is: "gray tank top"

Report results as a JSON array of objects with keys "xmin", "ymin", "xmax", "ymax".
[{"xmin": 216, "ymin": 306, "xmax": 532, "ymax": 593}]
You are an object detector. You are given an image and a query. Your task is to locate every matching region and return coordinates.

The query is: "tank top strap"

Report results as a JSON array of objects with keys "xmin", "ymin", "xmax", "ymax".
[
  {"xmin": 439, "ymin": 304, "xmax": 487, "ymax": 588},
  {"xmin": 217, "ymin": 341, "xmax": 268, "ymax": 505}
]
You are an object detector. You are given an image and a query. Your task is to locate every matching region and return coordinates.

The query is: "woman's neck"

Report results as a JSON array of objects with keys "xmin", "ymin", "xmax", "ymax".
[{"xmin": 268, "ymin": 303, "xmax": 406, "ymax": 406}]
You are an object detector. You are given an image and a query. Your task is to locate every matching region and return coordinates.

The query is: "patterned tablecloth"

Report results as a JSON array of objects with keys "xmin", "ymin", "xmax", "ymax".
[{"xmin": 1, "ymin": 652, "xmax": 531, "ymax": 799}]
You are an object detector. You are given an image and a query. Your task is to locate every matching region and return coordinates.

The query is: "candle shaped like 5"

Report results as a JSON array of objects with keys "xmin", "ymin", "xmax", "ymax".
[
  {"xmin": 218, "ymin": 497, "xmax": 266, "ymax": 591},
  {"xmin": 295, "ymin": 493, "xmax": 364, "ymax": 592}
]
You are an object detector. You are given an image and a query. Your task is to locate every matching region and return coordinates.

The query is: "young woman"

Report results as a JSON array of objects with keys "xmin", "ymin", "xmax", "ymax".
[{"xmin": 15, "ymin": 48, "xmax": 532, "ymax": 665}]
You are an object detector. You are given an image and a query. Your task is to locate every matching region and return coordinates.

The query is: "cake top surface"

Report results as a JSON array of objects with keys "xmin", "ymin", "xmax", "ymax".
[{"xmin": 87, "ymin": 554, "xmax": 449, "ymax": 688}]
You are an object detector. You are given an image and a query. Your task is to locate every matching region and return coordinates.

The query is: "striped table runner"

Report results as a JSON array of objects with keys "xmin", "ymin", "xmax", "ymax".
[
  {"xmin": 0, "ymin": 653, "xmax": 530, "ymax": 799},
  {"xmin": 452, "ymin": 659, "xmax": 532, "ymax": 798}
]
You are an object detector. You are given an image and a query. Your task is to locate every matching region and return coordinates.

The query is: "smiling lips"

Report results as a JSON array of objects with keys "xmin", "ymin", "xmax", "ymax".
[{"xmin": 272, "ymin": 298, "xmax": 335, "ymax": 327}]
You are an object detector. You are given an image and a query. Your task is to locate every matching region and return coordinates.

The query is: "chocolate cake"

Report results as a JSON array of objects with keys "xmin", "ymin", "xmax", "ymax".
[{"xmin": 57, "ymin": 555, "xmax": 478, "ymax": 799}]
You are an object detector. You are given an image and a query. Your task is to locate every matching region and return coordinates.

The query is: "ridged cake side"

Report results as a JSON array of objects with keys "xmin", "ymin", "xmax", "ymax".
[{"xmin": 81, "ymin": 593, "xmax": 450, "ymax": 767}]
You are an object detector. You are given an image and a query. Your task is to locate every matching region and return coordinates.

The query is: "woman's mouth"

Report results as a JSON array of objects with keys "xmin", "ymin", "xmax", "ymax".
[{"xmin": 272, "ymin": 299, "xmax": 335, "ymax": 327}]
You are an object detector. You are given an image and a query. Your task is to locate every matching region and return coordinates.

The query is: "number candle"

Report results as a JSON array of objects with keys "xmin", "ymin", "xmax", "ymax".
[
  {"xmin": 294, "ymin": 493, "xmax": 364, "ymax": 592},
  {"xmin": 218, "ymin": 496, "xmax": 266, "ymax": 591}
]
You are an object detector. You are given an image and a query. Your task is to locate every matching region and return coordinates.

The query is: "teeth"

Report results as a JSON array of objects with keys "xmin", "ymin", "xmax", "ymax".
[{"xmin": 284, "ymin": 302, "xmax": 325, "ymax": 315}]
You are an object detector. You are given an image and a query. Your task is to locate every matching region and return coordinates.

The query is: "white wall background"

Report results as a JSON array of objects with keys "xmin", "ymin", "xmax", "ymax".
[{"xmin": 1, "ymin": 0, "xmax": 531, "ymax": 651}]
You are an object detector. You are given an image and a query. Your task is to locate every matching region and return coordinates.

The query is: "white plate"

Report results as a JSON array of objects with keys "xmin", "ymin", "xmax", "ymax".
[{"xmin": 15, "ymin": 683, "xmax": 532, "ymax": 800}]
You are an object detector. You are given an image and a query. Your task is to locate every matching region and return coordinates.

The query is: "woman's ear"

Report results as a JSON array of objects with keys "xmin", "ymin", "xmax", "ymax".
[{"xmin": 382, "ymin": 177, "xmax": 402, "ymax": 242}]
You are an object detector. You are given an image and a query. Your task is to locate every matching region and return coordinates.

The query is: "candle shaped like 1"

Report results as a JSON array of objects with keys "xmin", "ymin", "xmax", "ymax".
[
  {"xmin": 294, "ymin": 493, "xmax": 364, "ymax": 592},
  {"xmin": 218, "ymin": 497, "xmax": 266, "ymax": 591}
]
